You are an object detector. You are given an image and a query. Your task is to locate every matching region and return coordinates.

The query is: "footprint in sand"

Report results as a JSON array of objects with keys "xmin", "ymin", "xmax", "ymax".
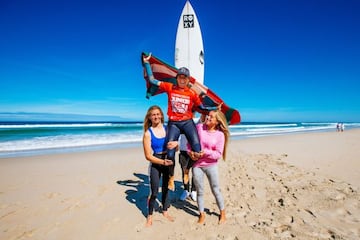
[
  {"xmin": 44, "ymin": 192, "xmax": 61, "ymax": 199},
  {"xmin": 97, "ymin": 185, "xmax": 108, "ymax": 196},
  {"xmin": 80, "ymin": 178, "xmax": 90, "ymax": 186},
  {"xmin": 101, "ymin": 217, "xmax": 120, "ymax": 233},
  {"xmin": 0, "ymin": 210, "xmax": 17, "ymax": 220}
]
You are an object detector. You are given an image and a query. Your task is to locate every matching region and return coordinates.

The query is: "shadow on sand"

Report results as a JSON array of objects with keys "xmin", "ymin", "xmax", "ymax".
[{"xmin": 117, "ymin": 172, "xmax": 198, "ymax": 217}]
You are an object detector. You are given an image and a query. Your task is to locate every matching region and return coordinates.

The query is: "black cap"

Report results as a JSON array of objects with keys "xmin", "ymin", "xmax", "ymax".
[{"xmin": 176, "ymin": 67, "xmax": 190, "ymax": 77}]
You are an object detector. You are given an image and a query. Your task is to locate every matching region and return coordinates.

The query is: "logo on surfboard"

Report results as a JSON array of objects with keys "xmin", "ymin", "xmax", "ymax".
[{"xmin": 183, "ymin": 14, "xmax": 194, "ymax": 28}]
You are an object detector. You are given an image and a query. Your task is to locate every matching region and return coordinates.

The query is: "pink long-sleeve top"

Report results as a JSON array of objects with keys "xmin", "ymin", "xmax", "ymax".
[{"xmin": 191, "ymin": 123, "xmax": 225, "ymax": 168}]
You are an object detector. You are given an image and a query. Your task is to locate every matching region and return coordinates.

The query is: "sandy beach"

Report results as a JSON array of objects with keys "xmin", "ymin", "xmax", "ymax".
[{"xmin": 1, "ymin": 129, "xmax": 359, "ymax": 239}]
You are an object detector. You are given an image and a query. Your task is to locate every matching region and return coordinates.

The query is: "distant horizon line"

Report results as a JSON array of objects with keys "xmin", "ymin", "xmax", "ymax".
[
  {"xmin": 0, "ymin": 120, "xmax": 357, "ymax": 124},
  {"xmin": 0, "ymin": 112, "xmax": 358, "ymax": 124},
  {"xmin": 0, "ymin": 111, "xmax": 130, "ymax": 122}
]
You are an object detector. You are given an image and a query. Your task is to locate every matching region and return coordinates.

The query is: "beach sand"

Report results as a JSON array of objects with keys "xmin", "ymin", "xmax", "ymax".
[{"xmin": 1, "ymin": 129, "xmax": 359, "ymax": 239}]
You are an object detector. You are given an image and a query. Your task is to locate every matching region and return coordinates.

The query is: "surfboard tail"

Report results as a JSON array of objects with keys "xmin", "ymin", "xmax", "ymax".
[{"xmin": 141, "ymin": 52, "xmax": 241, "ymax": 125}]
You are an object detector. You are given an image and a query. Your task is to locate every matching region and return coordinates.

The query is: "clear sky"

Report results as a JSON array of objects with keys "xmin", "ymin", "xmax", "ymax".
[{"xmin": 1, "ymin": 0, "xmax": 359, "ymax": 122}]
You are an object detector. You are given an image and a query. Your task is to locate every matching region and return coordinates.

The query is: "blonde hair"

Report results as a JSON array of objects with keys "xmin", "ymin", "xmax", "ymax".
[
  {"xmin": 143, "ymin": 105, "xmax": 165, "ymax": 132},
  {"xmin": 213, "ymin": 110, "xmax": 230, "ymax": 160}
]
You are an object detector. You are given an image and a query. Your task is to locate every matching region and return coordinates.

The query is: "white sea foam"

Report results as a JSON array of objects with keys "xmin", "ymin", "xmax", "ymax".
[
  {"xmin": 0, "ymin": 134, "xmax": 142, "ymax": 152},
  {"xmin": 1, "ymin": 121, "xmax": 359, "ymax": 158},
  {"xmin": 229, "ymin": 123, "xmax": 298, "ymax": 129}
]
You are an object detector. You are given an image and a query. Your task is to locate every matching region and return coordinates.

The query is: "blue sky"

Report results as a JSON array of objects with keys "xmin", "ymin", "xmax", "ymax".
[{"xmin": 1, "ymin": 0, "xmax": 359, "ymax": 122}]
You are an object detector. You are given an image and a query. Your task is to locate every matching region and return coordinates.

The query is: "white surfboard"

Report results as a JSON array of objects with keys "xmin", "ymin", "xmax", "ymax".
[{"xmin": 175, "ymin": 1, "xmax": 204, "ymax": 84}]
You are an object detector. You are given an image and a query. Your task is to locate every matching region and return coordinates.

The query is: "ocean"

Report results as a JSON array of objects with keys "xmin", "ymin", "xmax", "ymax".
[{"xmin": 1, "ymin": 121, "xmax": 359, "ymax": 158}]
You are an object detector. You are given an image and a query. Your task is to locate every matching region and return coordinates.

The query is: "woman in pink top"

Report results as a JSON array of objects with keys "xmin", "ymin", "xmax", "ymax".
[{"xmin": 188, "ymin": 110, "xmax": 230, "ymax": 224}]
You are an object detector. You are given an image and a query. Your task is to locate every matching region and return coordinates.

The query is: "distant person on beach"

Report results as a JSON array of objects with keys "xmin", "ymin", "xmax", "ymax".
[
  {"xmin": 337, "ymin": 123, "xmax": 345, "ymax": 132},
  {"xmin": 143, "ymin": 53, "xmax": 218, "ymax": 191},
  {"xmin": 142, "ymin": 105, "xmax": 174, "ymax": 227},
  {"xmin": 188, "ymin": 110, "xmax": 229, "ymax": 224}
]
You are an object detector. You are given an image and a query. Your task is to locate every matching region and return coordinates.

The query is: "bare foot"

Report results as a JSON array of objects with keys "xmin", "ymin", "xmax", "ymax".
[
  {"xmin": 218, "ymin": 210, "xmax": 226, "ymax": 224},
  {"xmin": 197, "ymin": 212, "xmax": 205, "ymax": 224},
  {"xmin": 145, "ymin": 215, "xmax": 152, "ymax": 227},
  {"xmin": 163, "ymin": 211, "xmax": 174, "ymax": 222}
]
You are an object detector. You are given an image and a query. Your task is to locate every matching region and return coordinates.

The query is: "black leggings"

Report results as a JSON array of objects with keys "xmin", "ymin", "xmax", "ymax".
[
  {"xmin": 166, "ymin": 119, "xmax": 201, "ymax": 176},
  {"xmin": 148, "ymin": 154, "xmax": 170, "ymax": 215},
  {"xmin": 179, "ymin": 151, "xmax": 195, "ymax": 192}
]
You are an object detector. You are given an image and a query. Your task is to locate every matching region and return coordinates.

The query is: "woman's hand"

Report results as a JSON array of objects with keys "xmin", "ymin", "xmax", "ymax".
[
  {"xmin": 167, "ymin": 141, "xmax": 178, "ymax": 149},
  {"xmin": 188, "ymin": 150, "xmax": 204, "ymax": 161},
  {"xmin": 163, "ymin": 159, "xmax": 174, "ymax": 166},
  {"xmin": 143, "ymin": 53, "xmax": 152, "ymax": 63}
]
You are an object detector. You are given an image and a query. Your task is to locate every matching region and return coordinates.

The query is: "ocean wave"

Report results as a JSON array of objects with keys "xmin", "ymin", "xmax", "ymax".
[
  {"xmin": 0, "ymin": 122, "xmax": 142, "ymax": 129},
  {"xmin": 1, "ymin": 121, "xmax": 359, "ymax": 158},
  {"xmin": 0, "ymin": 133, "xmax": 142, "ymax": 152}
]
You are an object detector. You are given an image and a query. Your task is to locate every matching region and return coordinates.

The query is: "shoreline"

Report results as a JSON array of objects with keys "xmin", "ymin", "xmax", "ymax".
[
  {"xmin": 1, "ymin": 126, "xmax": 357, "ymax": 159},
  {"xmin": 1, "ymin": 129, "xmax": 359, "ymax": 239}
]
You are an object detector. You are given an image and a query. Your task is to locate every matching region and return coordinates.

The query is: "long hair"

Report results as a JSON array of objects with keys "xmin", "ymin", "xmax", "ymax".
[
  {"xmin": 143, "ymin": 105, "xmax": 165, "ymax": 132},
  {"xmin": 213, "ymin": 110, "xmax": 230, "ymax": 160}
]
